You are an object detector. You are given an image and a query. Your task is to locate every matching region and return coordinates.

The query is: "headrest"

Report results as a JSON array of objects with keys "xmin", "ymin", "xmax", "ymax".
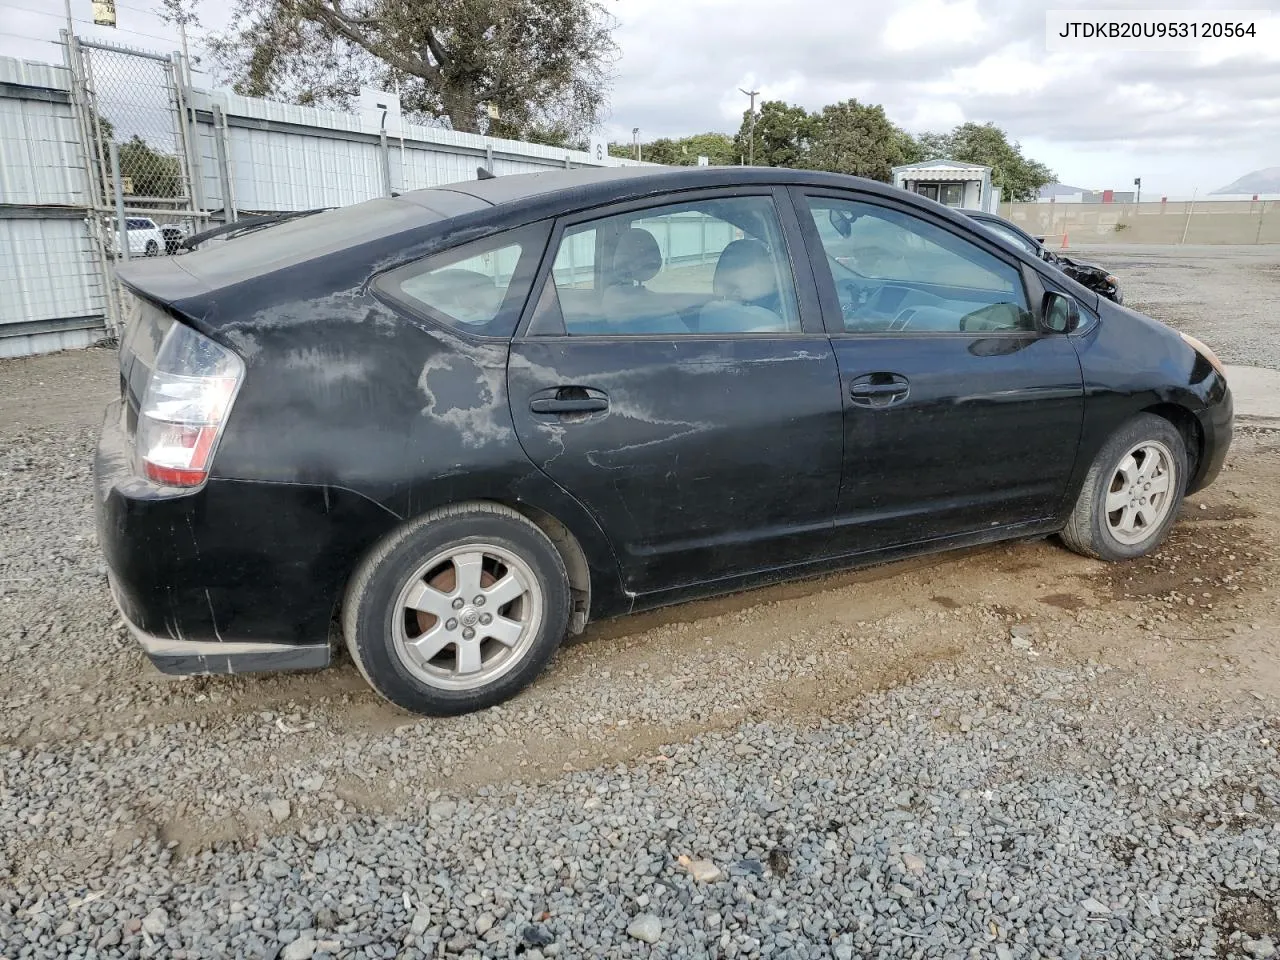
[
  {"xmin": 713, "ymin": 238, "xmax": 777, "ymax": 303},
  {"xmin": 611, "ymin": 227, "xmax": 663, "ymax": 284}
]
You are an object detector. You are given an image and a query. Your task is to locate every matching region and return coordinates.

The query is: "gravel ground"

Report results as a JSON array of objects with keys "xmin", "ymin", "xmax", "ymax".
[
  {"xmin": 2, "ymin": 248, "xmax": 1280, "ymax": 959},
  {"xmin": 3, "ymin": 664, "xmax": 1278, "ymax": 960},
  {"xmin": 1063, "ymin": 244, "xmax": 1280, "ymax": 371}
]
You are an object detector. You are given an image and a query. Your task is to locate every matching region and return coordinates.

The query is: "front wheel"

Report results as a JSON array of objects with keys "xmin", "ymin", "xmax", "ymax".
[
  {"xmin": 1060, "ymin": 413, "xmax": 1187, "ymax": 561},
  {"xmin": 144, "ymin": 239, "xmax": 159, "ymax": 257},
  {"xmin": 343, "ymin": 503, "xmax": 571, "ymax": 716}
]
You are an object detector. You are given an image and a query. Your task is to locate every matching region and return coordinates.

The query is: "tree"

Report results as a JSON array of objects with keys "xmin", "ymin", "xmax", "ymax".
[
  {"xmin": 805, "ymin": 99, "xmax": 913, "ymax": 182},
  {"xmin": 734, "ymin": 100, "xmax": 814, "ymax": 168},
  {"xmin": 914, "ymin": 122, "xmax": 1054, "ymax": 201},
  {"xmin": 207, "ymin": 0, "xmax": 619, "ymax": 139},
  {"xmin": 913, "ymin": 130, "xmax": 953, "ymax": 161},
  {"xmin": 118, "ymin": 135, "xmax": 183, "ymax": 198},
  {"xmin": 892, "ymin": 127, "xmax": 923, "ymax": 166},
  {"xmin": 607, "ymin": 133, "xmax": 736, "ymax": 165},
  {"xmin": 679, "ymin": 132, "xmax": 736, "ymax": 166}
]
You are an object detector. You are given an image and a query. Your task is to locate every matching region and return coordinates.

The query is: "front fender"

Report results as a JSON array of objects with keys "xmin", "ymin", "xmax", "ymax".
[{"xmin": 1060, "ymin": 304, "xmax": 1228, "ymax": 519}]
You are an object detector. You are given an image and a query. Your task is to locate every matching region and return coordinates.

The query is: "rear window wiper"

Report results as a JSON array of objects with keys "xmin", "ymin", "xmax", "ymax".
[{"xmin": 181, "ymin": 209, "xmax": 329, "ymax": 251}]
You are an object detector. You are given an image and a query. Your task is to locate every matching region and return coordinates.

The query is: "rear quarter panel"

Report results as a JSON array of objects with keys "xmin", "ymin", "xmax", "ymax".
[{"xmin": 179, "ymin": 258, "xmax": 630, "ymax": 623}]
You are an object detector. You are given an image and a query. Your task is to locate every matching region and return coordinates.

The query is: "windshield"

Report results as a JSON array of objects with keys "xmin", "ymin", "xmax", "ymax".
[{"xmin": 980, "ymin": 220, "xmax": 1038, "ymax": 256}]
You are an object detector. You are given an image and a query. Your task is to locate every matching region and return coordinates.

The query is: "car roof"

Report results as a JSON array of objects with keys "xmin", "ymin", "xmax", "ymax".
[
  {"xmin": 123, "ymin": 167, "xmax": 1033, "ymax": 305},
  {"xmin": 399, "ymin": 165, "xmax": 911, "ymax": 217}
]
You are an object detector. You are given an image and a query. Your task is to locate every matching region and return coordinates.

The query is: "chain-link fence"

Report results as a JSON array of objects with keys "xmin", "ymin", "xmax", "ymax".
[
  {"xmin": 60, "ymin": 36, "xmax": 210, "ymax": 336},
  {"xmin": 76, "ymin": 38, "xmax": 190, "ymax": 212}
]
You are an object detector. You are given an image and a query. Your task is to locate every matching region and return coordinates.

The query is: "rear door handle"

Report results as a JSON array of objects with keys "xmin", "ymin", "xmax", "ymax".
[
  {"xmin": 530, "ymin": 397, "xmax": 609, "ymax": 414},
  {"xmin": 850, "ymin": 382, "xmax": 905, "ymax": 397},
  {"xmin": 529, "ymin": 386, "xmax": 609, "ymax": 416},
  {"xmin": 849, "ymin": 374, "xmax": 909, "ymax": 407}
]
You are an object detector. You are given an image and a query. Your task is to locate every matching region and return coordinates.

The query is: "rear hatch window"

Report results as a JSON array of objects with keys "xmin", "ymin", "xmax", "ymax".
[{"xmin": 147, "ymin": 191, "xmax": 487, "ymax": 292}]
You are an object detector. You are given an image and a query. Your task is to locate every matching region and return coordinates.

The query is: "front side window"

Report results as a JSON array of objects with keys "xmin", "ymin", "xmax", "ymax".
[
  {"xmin": 541, "ymin": 195, "xmax": 802, "ymax": 336},
  {"xmin": 375, "ymin": 225, "xmax": 544, "ymax": 337},
  {"xmin": 805, "ymin": 196, "xmax": 1033, "ymax": 334}
]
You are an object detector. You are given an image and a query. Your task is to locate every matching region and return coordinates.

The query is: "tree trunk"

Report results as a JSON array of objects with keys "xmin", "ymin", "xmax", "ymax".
[{"xmin": 442, "ymin": 83, "xmax": 480, "ymax": 134}]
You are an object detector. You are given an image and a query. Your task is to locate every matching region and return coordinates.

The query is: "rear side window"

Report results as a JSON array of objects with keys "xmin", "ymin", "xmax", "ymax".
[
  {"xmin": 538, "ymin": 195, "xmax": 801, "ymax": 337},
  {"xmin": 374, "ymin": 224, "xmax": 548, "ymax": 338}
]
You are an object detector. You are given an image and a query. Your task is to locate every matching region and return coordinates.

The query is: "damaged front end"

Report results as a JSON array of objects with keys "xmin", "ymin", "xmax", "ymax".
[{"xmin": 1050, "ymin": 253, "xmax": 1124, "ymax": 304}]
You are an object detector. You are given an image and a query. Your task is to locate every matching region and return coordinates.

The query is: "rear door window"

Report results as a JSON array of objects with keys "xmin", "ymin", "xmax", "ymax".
[
  {"xmin": 536, "ymin": 195, "xmax": 802, "ymax": 336},
  {"xmin": 374, "ymin": 224, "xmax": 549, "ymax": 337}
]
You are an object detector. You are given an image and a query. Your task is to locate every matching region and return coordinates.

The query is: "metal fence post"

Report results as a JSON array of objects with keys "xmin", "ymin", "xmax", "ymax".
[
  {"xmin": 379, "ymin": 127, "xmax": 393, "ymax": 197},
  {"xmin": 172, "ymin": 51, "xmax": 206, "ymax": 214},
  {"xmin": 63, "ymin": 30, "xmax": 121, "ymax": 336},
  {"xmin": 212, "ymin": 103, "xmax": 237, "ymax": 223},
  {"xmin": 110, "ymin": 141, "xmax": 129, "ymax": 262}
]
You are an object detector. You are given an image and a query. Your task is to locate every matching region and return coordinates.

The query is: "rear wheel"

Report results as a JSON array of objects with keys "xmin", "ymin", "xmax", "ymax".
[
  {"xmin": 343, "ymin": 503, "xmax": 571, "ymax": 715},
  {"xmin": 145, "ymin": 239, "xmax": 159, "ymax": 257},
  {"xmin": 1060, "ymin": 413, "xmax": 1187, "ymax": 560}
]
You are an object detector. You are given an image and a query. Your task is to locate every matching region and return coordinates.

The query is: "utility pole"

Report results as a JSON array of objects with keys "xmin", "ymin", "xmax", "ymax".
[
  {"xmin": 157, "ymin": 0, "xmax": 199, "ymax": 85},
  {"xmin": 632, "ymin": 127, "xmax": 640, "ymax": 162},
  {"xmin": 64, "ymin": 0, "xmax": 73, "ymax": 35},
  {"xmin": 178, "ymin": 18, "xmax": 191, "ymax": 85},
  {"xmin": 740, "ymin": 88, "xmax": 760, "ymax": 165}
]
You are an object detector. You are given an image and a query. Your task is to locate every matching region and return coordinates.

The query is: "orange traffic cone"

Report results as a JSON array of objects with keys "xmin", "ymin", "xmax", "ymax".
[{"xmin": 1062, "ymin": 231, "xmax": 1069, "ymax": 249}]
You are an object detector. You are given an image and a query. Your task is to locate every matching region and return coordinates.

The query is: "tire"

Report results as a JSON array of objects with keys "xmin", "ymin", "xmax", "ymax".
[
  {"xmin": 1060, "ymin": 413, "xmax": 1188, "ymax": 561},
  {"xmin": 343, "ymin": 503, "xmax": 571, "ymax": 716},
  {"xmin": 145, "ymin": 239, "xmax": 159, "ymax": 257}
]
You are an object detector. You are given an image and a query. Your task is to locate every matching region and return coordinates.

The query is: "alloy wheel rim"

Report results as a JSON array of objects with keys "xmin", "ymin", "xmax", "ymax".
[
  {"xmin": 1105, "ymin": 440, "xmax": 1176, "ymax": 545},
  {"xmin": 391, "ymin": 543, "xmax": 543, "ymax": 691}
]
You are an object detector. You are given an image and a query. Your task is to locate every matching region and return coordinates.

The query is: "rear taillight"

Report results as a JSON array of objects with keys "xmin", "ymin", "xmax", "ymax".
[{"xmin": 136, "ymin": 323, "xmax": 243, "ymax": 487}]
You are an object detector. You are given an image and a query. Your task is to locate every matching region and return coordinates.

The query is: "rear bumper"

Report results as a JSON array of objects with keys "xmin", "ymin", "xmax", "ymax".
[
  {"xmin": 95, "ymin": 399, "xmax": 396, "ymax": 676},
  {"xmin": 109, "ymin": 572, "xmax": 330, "ymax": 676}
]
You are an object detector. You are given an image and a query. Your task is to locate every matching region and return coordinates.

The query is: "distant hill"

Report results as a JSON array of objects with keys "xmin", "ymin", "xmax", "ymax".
[{"xmin": 1212, "ymin": 167, "xmax": 1280, "ymax": 195}]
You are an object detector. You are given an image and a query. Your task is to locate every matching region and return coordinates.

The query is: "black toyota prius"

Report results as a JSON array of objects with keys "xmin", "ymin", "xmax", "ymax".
[{"xmin": 96, "ymin": 166, "xmax": 1232, "ymax": 716}]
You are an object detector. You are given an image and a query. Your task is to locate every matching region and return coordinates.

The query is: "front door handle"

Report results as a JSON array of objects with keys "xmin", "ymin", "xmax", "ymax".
[
  {"xmin": 849, "ymin": 374, "xmax": 909, "ymax": 408},
  {"xmin": 530, "ymin": 397, "xmax": 609, "ymax": 414}
]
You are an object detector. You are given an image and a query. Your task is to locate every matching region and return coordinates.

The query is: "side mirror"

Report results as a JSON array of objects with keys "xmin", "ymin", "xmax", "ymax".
[
  {"xmin": 828, "ymin": 208, "xmax": 853, "ymax": 238},
  {"xmin": 1042, "ymin": 291, "xmax": 1079, "ymax": 334}
]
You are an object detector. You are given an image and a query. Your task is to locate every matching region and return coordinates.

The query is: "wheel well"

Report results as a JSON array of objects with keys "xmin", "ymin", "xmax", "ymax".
[
  {"xmin": 1142, "ymin": 402, "xmax": 1202, "ymax": 487},
  {"xmin": 496, "ymin": 500, "xmax": 592, "ymax": 634},
  {"xmin": 333, "ymin": 499, "xmax": 594, "ymax": 641}
]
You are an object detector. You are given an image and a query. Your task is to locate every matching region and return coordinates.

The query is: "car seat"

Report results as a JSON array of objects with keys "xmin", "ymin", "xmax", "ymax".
[
  {"xmin": 582, "ymin": 227, "xmax": 687, "ymax": 335},
  {"xmin": 697, "ymin": 239, "xmax": 789, "ymax": 333}
]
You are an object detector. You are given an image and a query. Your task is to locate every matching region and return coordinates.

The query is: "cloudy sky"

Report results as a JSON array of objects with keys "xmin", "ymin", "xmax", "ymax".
[{"xmin": 3, "ymin": 0, "xmax": 1277, "ymax": 196}]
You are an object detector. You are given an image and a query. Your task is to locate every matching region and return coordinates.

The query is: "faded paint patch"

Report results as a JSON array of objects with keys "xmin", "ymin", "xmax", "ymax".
[
  {"xmin": 417, "ymin": 353, "xmax": 513, "ymax": 449},
  {"xmin": 282, "ymin": 345, "xmax": 373, "ymax": 385}
]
